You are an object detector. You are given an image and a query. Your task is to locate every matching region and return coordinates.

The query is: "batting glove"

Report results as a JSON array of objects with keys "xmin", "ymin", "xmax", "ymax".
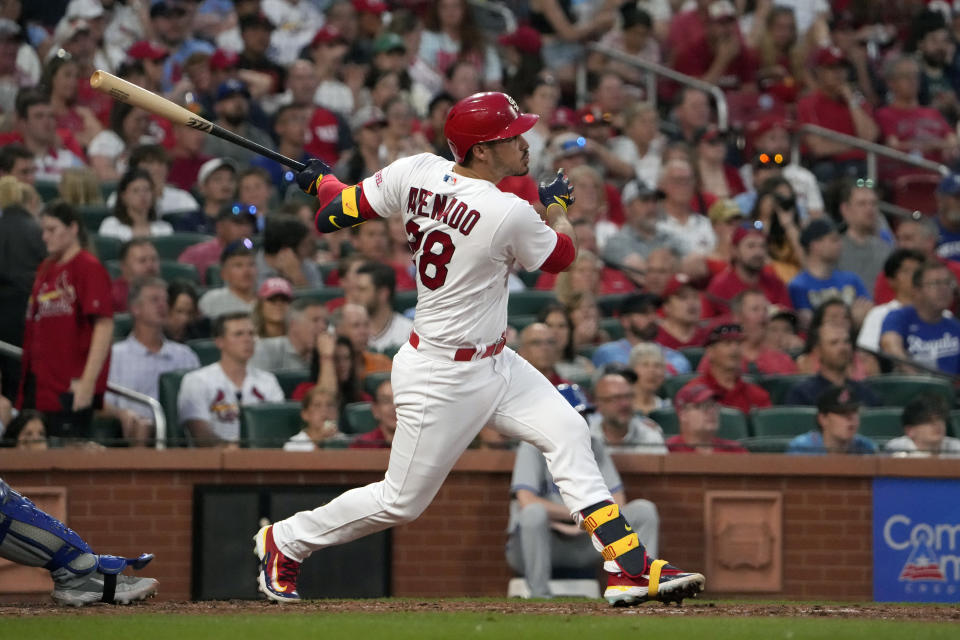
[
  {"xmin": 539, "ymin": 168, "xmax": 575, "ymax": 212},
  {"xmin": 296, "ymin": 158, "xmax": 334, "ymax": 196}
]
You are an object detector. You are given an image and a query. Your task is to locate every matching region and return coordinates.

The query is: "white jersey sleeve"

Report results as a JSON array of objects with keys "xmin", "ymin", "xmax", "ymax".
[
  {"xmin": 177, "ymin": 367, "xmax": 214, "ymax": 424},
  {"xmin": 491, "ymin": 200, "xmax": 559, "ymax": 272},
  {"xmin": 360, "ymin": 154, "xmax": 431, "ymax": 218}
]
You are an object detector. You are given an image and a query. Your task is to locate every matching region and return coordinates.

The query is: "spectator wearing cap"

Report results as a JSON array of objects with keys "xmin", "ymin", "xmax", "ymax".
[
  {"xmin": 886, "ymin": 393, "xmax": 960, "ymax": 458},
  {"xmin": 788, "ymin": 218, "xmax": 872, "ymax": 326},
  {"xmin": 857, "ymin": 249, "xmax": 925, "ymax": 352},
  {"xmin": 881, "ymin": 261, "xmax": 960, "ymax": 376},
  {"xmin": 700, "ymin": 289, "xmax": 796, "ymax": 375},
  {"xmin": 257, "ymin": 214, "xmax": 322, "ymax": 289},
  {"xmin": 705, "ymin": 222, "xmax": 792, "ymax": 317},
  {"xmin": 127, "ymin": 41, "xmax": 170, "ymax": 94},
  {"xmin": 836, "ymin": 181, "xmax": 892, "ymax": 297},
  {"xmin": 876, "ymin": 55, "xmax": 959, "ymax": 176},
  {"xmin": 236, "ymin": 11, "xmax": 285, "ymax": 94},
  {"xmin": 418, "ymin": 0, "xmax": 501, "ymax": 89},
  {"xmin": 498, "ymin": 26, "xmax": 544, "ymax": 109},
  {"xmin": 679, "ymin": 323, "xmax": 771, "ymax": 414},
  {"xmin": 0, "ymin": 18, "xmax": 41, "ymax": 116},
  {"xmin": 603, "ymin": 180, "xmax": 682, "ymax": 266},
  {"xmin": 796, "ymin": 45, "xmax": 879, "ymax": 183},
  {"xmin": 175, "ymin": 158, "xmax": 238, "ymax": 234},
  {"xmin": 353, "ymin": 0, "xmax": 387, "ymax": 40},
  {"xmin": 656, "ymin": 159, "xmax": 717, "ymax": 256},
  {"xmin": 589, "ymin": 3, "xmax": 660, "ymax": 88},
  {"xmin": 373, "ymin": 32, "xmax": 408, "ymax": 75},
  {"xmin": 592, "ymin": 293, "xmax": 691, "ymax": 375},
  {"xmin": 252, "ymin": 276, "xmax": 293, "ymax": 339},
  {"xmin": 179, "ymin": 204, "xmax": 258, "ymax": 285},
  {"xmin": 203, "ymin": 79, "xmax": 274, "ymax": 165},
  {"xmin": 252, "ymin": 295, "xmax": 330, "ymax": 372},
  {"xmin": 608, "ymin": 103, "xmax": 663, "ymax": 189},
  {"xmin": 786, "ymin": 321, "xmax": 879, "ymax": 406},
  {"xmin": 262, "ymin": 0, "xmax": 326, "ymax": 66},
  {"xmin": 740, "ymin": 117, "xmax": 824, "ymax": 219},
  {"xmin": 306, "ymin": 28, "xmax": 353, "ymax": 116},
  {"xmin": 655, "ymin": 274, "xmax": 709, "ymax": 350},
  {"xmin": 672, "ymin": 0, "xmax": 757, "ymax": 95},
  {"xmin": 198, "ymin": 240, "xmax": 258, "ymax": 319},
  {"xmin": 703, "ymin": 198, "xmax": 746, "ymax": 269},
  {"xmin": 696, "ymin": 127, "xmax": 745, "ymax": 204},
  {"xmin": 786, "ymin": 385, "xmax": 877, "ymax": 455},
  {"xmin": 0, "ymin": 88, "xmax": 86, "ymax": 183},
  {"xmin": 935, "ymin": 174, "xmax": 960, "ymax": 262},
  {"xmin": 665, "ymin": 383, "xmax": 748, "ymax": 454},
  {"xmin": 150, "ymin": 1, "xmax": 215, "ymax": 94},
  {"xmin": 251, "ymin": 104, "xmax": 311, "ymax": 193},
  {"xmin": 589, "ymin": 371, "xmax": 667, "ymax": 454}
]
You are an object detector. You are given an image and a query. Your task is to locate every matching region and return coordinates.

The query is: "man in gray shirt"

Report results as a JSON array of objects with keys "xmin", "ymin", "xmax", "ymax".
[
  {"xmin": 198, "ymin": 240, "xmax": 258, "ymax": 318},
  {"xmin": 837, "ymin": 181, "xmax": 892, "ymax": 297},
  {"xmin": 251, "ymin": 299, "xmax": 329, "ymax": 371},
  {"xmin": 603, "ymin": 179, "xmax": 682, "ymax": 266},
  {"xmin": 588, "ymin": 373, "xmax": 667, "ymax": 454}
]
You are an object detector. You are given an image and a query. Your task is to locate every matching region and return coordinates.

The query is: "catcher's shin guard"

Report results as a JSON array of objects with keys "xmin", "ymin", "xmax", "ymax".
[{"xmin": 579, "ymin": 501, "xmax": 647, "ymax": 577}]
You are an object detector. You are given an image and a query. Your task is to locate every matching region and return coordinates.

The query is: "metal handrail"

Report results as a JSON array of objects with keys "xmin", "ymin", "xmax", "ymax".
[
  {"xmin": 585, "ymin": 43, "xmax": 730, "ymax": 131},
  {"xmin": 0, "ymin": 340, "xmax": 167, "ymax": 449},
  {"xmin": 794, "ymin": 123, "xmax": 950, "ymax": 183}
]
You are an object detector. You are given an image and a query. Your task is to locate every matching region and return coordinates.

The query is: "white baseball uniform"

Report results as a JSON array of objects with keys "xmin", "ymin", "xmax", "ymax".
[{"xmin": 272, "ymin": 153, "xmax": 613, "ymax": 561}]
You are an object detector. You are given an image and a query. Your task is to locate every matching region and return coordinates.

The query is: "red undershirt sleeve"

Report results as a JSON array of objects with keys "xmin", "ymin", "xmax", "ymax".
[{"xmin": 539, "ymin": 232, "xmax": 576, "ymax": 274}]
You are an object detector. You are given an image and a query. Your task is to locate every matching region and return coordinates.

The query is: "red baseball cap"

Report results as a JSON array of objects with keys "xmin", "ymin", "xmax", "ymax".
[
  {"xmin": 258, "ymin": 278, "xmax": 294, "ymax": 300},
  {"xmin": 209, "ymin": 49, "xmax": 238, "ymax": 71},
  {"xmin": 674, "ymin": 383, "xmax": 717, "ymax": 410},
  {"xmin": 814, "ymin": 46, "xmax": 846, "ymax": 67},
  {"xmin": 731, "ymin": 222, "xmax": 765, "ymax": 246},
  {"xmin": 705, "ymin": 323, "xmax": 744, "ymax": 346},
  {"xmin": 352, "ymin": 0, "xmax": 387, "ymax": 14},
  {"xmin": 748, "ymin": 115, "xmax": 791, "ymax": 141},
  {"xmin": 661, "ymin": 273, "xmax": 697, "ymax": 300},
  {"xmin": 127, "ymin": 40, "xmax": 169, "ymax": 61},
  {"xmin": 311, "ymin": 26, "xmax": 346, "ymax": 47},
  {"xmin": 549, "ymin": 106, "xmax": 577, "ymax": 130},
  {"xmin": 498, "ymin": 26, "xmax": 542, "ymax": 55}
]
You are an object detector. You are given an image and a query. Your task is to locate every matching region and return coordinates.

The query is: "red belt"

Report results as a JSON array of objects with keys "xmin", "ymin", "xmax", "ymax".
[{"xmin": 408, "ymin": 331, "xmax": 507, "ymax": 361}]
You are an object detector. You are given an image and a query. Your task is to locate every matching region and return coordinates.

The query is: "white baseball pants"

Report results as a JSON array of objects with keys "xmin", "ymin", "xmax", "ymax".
[{"xmin": 272, "ymin": 344, "xmax": 613, "ymax": 562}]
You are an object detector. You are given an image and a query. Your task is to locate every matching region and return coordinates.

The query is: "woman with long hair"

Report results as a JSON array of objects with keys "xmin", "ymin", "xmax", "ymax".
[
  {"xmin": 752, "ymin": 6, "xmax": 810, "ymax": 104},
  {"xmin": 19, "ymin": 202, "xmax": 114, "ymax": 442},
  {"xmin": 538, "ymin": 302, "xmax": 594, "ymax": 380},
  {"xmin": 165, "ymin": 279, "xmax": 207, "ymax": 343},
  {"xmin": 98, "ymin": 168, "xmax": 173, "ymax": 240},
  {"xmin": 750, "ymin": 176, "xmax": 804, "ymax": 284},
  {"xmin": 58, "ymin": 168, "xmax": 104, "ymax": 207},
  {"xmin": 693, "ymin": 126, "xmax": 745, "ymax": 199},
  {"xmin": 251, "ymin": 278, "xmax": 293, "ymax": 338},
  {"xmin": 41, "ymin": 51, "xmax": 102, "ymax": 147}
]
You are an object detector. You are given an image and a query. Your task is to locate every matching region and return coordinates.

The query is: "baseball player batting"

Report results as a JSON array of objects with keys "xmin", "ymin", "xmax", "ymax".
[{"xmin": 254, "ymin": 92, "xmax": 705, "ymax": 606}]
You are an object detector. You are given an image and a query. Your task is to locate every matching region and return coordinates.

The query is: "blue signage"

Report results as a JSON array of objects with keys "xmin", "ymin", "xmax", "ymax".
[{"xmin": 873, "ymin": 477, "xmax": 960, "ymax": 602}]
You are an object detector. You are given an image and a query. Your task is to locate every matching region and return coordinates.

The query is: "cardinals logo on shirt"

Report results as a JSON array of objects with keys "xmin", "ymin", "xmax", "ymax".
[
  {"xmin": 209, "ymin": 389, "xmax": 239, "ymax": 422},
  {"xmin": 32, "ymin": 272, "xmax": 77, "ymax": 321}
]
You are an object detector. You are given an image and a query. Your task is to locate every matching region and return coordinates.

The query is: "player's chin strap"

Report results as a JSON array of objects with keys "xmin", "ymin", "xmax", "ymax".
[{"xmin": 578, "ymin": 501, "xmax": 648, "ymax": 578}]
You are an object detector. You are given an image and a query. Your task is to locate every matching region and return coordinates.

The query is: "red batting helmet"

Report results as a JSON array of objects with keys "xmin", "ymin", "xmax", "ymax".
[{"xmin": 444, "ymin": 92, "xmax": 539, "ymax": 164}]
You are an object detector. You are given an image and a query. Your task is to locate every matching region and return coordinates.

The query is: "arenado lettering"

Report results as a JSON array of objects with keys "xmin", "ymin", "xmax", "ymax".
[{"xmin": 884, "ymin": 515, "xmax": 960, "ymax": 551}]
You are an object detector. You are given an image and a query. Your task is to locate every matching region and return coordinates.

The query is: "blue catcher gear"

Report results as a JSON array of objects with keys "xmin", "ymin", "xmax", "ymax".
[{"xmin": 0, "ymin": 479, "xmax": 157, "ymax": 605}]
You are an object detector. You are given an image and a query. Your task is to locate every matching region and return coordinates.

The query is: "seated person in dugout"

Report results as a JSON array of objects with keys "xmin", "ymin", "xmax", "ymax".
[
  {"xmin": 787, "ymin": 385, "xmax": 878, "ymax": 455},
  {"xmin": 506, "ymin": 385, "xmax": 660, "ymax": 598}
]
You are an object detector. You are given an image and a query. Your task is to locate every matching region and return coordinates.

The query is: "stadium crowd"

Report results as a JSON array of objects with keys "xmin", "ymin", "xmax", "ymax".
[{"xmin": 2, "ymin": 0, "xmax": 960, "ymax": 458}]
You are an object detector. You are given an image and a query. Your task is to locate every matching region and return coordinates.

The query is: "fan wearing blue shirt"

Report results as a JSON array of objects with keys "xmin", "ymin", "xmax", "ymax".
[
  {"xmin": 788, "ymin": 218, "xmax": 871, "ymax": 326},
  {"xmin": 590, "ymin": 293, "xmax": 691, "ymax": 375},
  {"xmin": 786, "ymin": 385, "xmax": 878, "ymax": 455},
  {"xmin": 880, "ymin": 261, "xmax": 960, "ymax": 374},
  {"xmin": 934, "ymin": 173, "xmax": 960, "ymax": 262}
]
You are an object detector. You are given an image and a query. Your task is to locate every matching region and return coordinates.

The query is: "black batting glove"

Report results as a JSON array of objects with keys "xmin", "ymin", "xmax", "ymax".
[
  {"xmin": 296, "ymin": 158, "xmax": 334, "ymax": 196},
  {"xmin": 539, "ymin": 168, "xmax": 575, "ymax": 212}
]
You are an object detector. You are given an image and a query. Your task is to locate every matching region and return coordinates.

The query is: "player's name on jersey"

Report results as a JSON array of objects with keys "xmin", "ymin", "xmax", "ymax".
[{"xmin": 406, "ymin": 185, "xmax": 481, "ymax": 236}]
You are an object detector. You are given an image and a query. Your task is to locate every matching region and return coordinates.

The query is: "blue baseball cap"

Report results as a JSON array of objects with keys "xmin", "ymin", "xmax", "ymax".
[
  {"xmin": 937, "ymin": 173, "xmax": 960, "ymax": 196},
  {"xmin": 215, "ymin": 78, "xmax": 250, "ymax": 102},
  {"xmin": 557, "ymin": 383, "xmax": 594, "ymax": 415}
]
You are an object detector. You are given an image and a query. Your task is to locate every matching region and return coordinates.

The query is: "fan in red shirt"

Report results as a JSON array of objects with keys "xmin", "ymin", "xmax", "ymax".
[
  {"xmin": 17, "ymin": 203, "xmax": 114, "ymax": 441},
  {"xmin": 678, "ymin": 323, "xmax": 771, "ymax": 414},
  {"xmin": 349, "ymin": 379, "xmax": 396, "ymax": 449},
  {"xmin": 655, "ymin": 274, "xmax": 711, "ymax": 349},
  {"xmin": 705, "ymin": 222, "xmax": 792, "ymax": 317},
  {"xmin": 670, "ymin": 1, "xmax": 757, "ymax": 97},
  {"xmin": 664, "ymin": 382, "xmax": 748, "ymax": 454}
]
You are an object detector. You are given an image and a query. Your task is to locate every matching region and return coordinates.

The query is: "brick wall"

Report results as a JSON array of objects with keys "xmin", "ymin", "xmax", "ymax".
[{"xmin": 2, "ymin": 450, "xmax": 957, "ymax": 601}]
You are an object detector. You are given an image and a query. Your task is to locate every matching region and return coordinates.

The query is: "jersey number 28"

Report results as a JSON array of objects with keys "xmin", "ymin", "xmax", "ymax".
[{"xmin": 406, "ymin": 220, "xmax": 455, "ymax": 290}]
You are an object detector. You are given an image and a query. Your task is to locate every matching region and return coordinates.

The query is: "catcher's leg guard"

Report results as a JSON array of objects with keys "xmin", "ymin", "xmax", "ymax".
[
  {"xmin": 579, "ymin": 500, "xmax": 647, "ymax": 577},
  {"xmin": 0, "ymin": 479, "xmax": 156, "ymax": 605}
]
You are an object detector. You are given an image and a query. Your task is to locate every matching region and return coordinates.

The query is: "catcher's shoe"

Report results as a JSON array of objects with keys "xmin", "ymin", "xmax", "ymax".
[
  {"xmin": 604, "ymin": 559, "xmax": 705, "ymax": 607},
  {"xmin": 51, "ymin": 560, "xmax": 158, "ymax": 607},
  {"xmin": 254, "ymin": 525, "xmax": 302, "ymax": 603}
]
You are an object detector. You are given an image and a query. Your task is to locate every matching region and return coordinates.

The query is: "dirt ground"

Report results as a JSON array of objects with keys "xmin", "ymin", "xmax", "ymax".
[{"xmin": 2, "ymin": 599, "xmax": 959, "ymax": 622}]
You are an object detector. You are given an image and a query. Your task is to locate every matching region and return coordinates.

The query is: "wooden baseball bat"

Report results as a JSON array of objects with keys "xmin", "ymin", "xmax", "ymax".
[{"xmin": 89, "ymin": 70, "xmax": 307, "ymax": 172}]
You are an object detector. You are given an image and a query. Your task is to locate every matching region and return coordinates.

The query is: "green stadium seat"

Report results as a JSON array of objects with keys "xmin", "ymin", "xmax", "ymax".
[
  {"xmin": 104, "ymin": 260, "xmax": 121, "ymax": 280},
  {"xmin": 749, "ymin": 407, "xmax": 817, "ymax": 439},
  {"xmin": 99, "ymin": 181, "xmax": 117, "ymax": 202},
  {"xmin": 343, "ymin": 401, "xmax": 377, "ymax": 434},
  {"xmin": 599, "ymin": 317, "xmax": 624, "ymax": 340},
  {"xmin": 508, "ymin": 314, "xmax": 538, "ymax": 331},
  {"xmin": 758, "ymin": 374, "xmax": 810, "ymax": 405},
  {"xmin": 240, "ymin": 402, "xmax": 302, "ymax": 448},
  {"xmin": 160, "ymin": 260, "xmax": 199, "ymax": 284},
  {"xmin": 679, "ymin": 347, "xmax": 705, "ymax": 371},
  {"xmin": 34, "ymin": 180, "xmax": 59, "ymax": 202},
  {"xmin": 859, "ymin": 407, "xmax": 905, "ymax": 441},
  {"xmin": 648, "ymin": 407, "xmax": 678, "ymax": 435},
  {"xmin": 92, "ymin": 234, "xmax": 122, "ymax": 262},
  {"xmin": 597, "ymin": 294, "xmax": 628, "ymax": 316},
  {"xmin": 718, "ymin": 408, "xmax": 750, "ymax": 440},
  {"xmin": 158, "ymin": 368, "xmax": 195, "ymax": 447},
  {"xmin": 518, "ymin": 270, "xmax": 541, "ymax": 288},
  {"xmin": 274, "ymin": 369, "xmax": 310, "ymax": 398},
  {"xmin": 206, "ymin": 264, "xmax": 223, "ymax": 286},
  {"xmin": 508, "ymin": 290, "xmax": 557, "ymax": 316},
  {"xmin": 78, "ymin": 205, "xmax": 112, "ymax": 233},
  {"xmin": 951, "ymin": 410, "xmax": 960, "ymax": 438},
  {"xmin": 393, "ymin": 290, "xmax": 417, "ymax": 312},
  {"xmin": 294, "ymin": 287, "xmax": 345, "ymax": 304},
  {"xmin": 186, "ymin": 338, "xmax": 220, "ymax": 366},
  {"xmin": 659, "ymin": 373, "xmax": 698, "ymax": 401},
  {"xmin": 150, "ymin": 233, "xmax": 212, "ymax": 260},
  {"xmin": 113, "ymin": 313, "xmax": 132, "ymax": 339},
  {"xmin": 363, "ymin": 371, "xmax": 392, "ymax": 397},
  {"xmin": 864, "ymin": 375, "xmax": 955, "ymax": 408},
  {"xmin": 577, "ymin": 345, "xmax": 596, "ymax": 361}
]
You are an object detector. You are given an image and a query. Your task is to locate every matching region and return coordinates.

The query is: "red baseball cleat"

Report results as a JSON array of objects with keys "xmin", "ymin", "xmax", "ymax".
[
  {"xmin": 604, "ymin": 559, "xmax": 705, "ymax": 606},
  {"xmin": 254, "ymin": 525, "xmax": 302, "ymax": 603}
]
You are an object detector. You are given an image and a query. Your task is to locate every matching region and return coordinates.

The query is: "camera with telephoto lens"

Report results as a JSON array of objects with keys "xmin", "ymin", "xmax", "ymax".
[{"xmin": 774, "ymin": 193, "xmax": 796, "ymax": 211}]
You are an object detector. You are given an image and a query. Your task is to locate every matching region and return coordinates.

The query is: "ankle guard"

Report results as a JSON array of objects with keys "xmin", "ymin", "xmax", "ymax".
[{"xmin": 580, "ymin": 501, "xmax": 647, "ymax": 577}]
